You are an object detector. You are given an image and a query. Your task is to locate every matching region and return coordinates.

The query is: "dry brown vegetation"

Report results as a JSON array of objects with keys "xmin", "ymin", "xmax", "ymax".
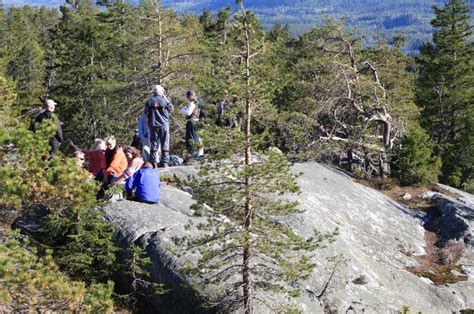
[{"xmin": 406, "ymin": 231, "xmax": 467, "ymax": 285}]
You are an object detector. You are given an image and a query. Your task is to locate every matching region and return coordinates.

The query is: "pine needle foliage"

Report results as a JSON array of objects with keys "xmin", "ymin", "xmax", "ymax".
[
  {"xmin": 392, "ymin": 125, "xmax": 442, "ymax": 186},
  {"xmin": 177, "ymin": 2, "xmax": 335, "ymax": 313},
  {"xmin": 416, "ymin": 0, "xmax": 473, "ymax": 189},
  {"xmin": 0, "ymin": 231, "xmax": 114, "ymax": 313},
  {"xmin": 0, "ymin": 73, "xmax": 117, "ymax": 284}
]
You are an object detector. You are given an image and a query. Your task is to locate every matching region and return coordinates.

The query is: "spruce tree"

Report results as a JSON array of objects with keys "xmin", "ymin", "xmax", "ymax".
[
  {"xmin": 178, "ymin": 1, "xmax": 334, "ymax": 312},
  {"xmin": 393, "ymin": 125, "xmax": 442, "ymax": 186},
  {"xmin": 2, "ymin": 6, "xmax": 57, "ymax": 109},
  {"xmin": 416, "ymin": 0, "xmax": 473, "ymax": 188}
]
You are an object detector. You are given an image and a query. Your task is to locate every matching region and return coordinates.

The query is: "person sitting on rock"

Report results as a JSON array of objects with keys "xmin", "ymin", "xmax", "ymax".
[
  {"xmin": 70, "ymin": 138, "xmax": 107, "ymax": 178},
  {"xmin": 111, "ymin": 146, "xmax": 144, "ymax": 185},
  {"xmin": 96, "ymin": 136, "xmax": 128, "ymax": 199},
  {"xmin": 125, "ymin": 162, "xmax": 160, "ymax": 204},
  {"xmin": 103, "ymin": 136, "xmax": 128, "ymax": 183}
]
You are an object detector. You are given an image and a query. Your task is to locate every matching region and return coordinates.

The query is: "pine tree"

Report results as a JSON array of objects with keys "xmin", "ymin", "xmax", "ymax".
[
  {"xmin": 416, "ymin": 0, "xmax": 473, "ymax": 188},
  {"xmin": 273, "ymin": 20, "xmax": 416, "ymax": 176},
  {"xmin": 178, "ymin": 1, "xmax": 334, "ymax": 312},
  {"xmin": 0, "ymin": 70, "xmax": 118, "ymax": 284},
  {"xmin": 47, "ymin": 1, "xmax": 110, "ymax": 145},
  {"xmin": 393, "ymin": 125, "xmax": 442, "ymax": 186},
  {"xmin": 47, "ymin": 0, "xmax": 207, "ymax": 149},
  {"xmin": 0, "ymin": 232, "xmax": 114, "ymax": 313},
  {"xmin": 2, "ymin": 6, "xmax": 57, "ymax": 109}
]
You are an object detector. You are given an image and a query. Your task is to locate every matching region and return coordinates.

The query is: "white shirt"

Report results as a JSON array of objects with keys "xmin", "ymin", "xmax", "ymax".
[{"xmin": 180, "ymin": 101, "xmax": 196, "ymax": 119}]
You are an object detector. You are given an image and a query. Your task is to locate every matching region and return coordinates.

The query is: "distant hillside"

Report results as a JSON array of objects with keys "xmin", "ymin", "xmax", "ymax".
[
  {"xmin": 3, "ymin": 0, "xmax": 474, "ymax": 50},
  {"xmin": 161, "ymin": 0, "xmax": 474, "ymax": 50}
]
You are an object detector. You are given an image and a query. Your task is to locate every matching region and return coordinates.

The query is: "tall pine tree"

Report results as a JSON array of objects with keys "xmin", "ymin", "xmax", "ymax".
[
  {"xmin": 416, "ymin": 0, "xmax": 473, "ymax": 188},
  {"xmin": 178, "ymin": 1, "xmax": 334, "ymax": 312}
]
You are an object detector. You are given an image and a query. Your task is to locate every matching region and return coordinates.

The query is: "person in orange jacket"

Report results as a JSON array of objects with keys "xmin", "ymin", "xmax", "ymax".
[
  {"xmin": 104, "ymin": 136, "xmax": 128, "ymax": 182},
  {"xmin": 96, "ymin": 136, "xmax": 128, "ymax": 200}
]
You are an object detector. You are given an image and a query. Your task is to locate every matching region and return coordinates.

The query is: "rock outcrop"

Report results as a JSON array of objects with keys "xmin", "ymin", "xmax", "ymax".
[{"xmin": 102, "ymin": 163, "xmax": 474, "ymax": 313}]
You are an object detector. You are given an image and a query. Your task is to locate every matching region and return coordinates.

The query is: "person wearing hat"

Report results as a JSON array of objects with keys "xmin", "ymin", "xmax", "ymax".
[
  {"xmin": 33, "ymin": 99, "xmax": 64, "ymax": 156},
  {"xmin": 180, "ymin": 90, "xmax": 204, "ymax": 159},
  {"xmin": 144, "ymin": 84, "xmax": 174, "ymax": 168}
]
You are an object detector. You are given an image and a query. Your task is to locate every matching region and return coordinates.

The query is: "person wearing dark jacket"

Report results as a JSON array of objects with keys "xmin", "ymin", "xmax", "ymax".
[
  {"xmin": 125, "ymin": 162, "xmax": 160, "ymax": 204},
  {"xmin": 33, "ymin": 99, "xmax": 63, "ymax": 156},
  {"xmin": 144, "ymin": 84, "xmax": 174, "ymax": 168},
  {"xmin": 131, "ymin": 129, "xmax": 142, "ymax": 151}
]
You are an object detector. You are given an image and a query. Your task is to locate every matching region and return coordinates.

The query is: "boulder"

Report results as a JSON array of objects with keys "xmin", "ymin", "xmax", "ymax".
[{"xmin": 102, "ymin": 163, "xmax": 474, "ymax": 313}]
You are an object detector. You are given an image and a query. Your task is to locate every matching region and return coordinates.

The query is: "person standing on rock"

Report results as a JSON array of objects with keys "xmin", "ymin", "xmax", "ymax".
[
  {"xmin": 32, "ymin": 99, "xmax": 64, "ymax": 156},
  {"xmin": 144, "ymin": 84, "xmax": 174, "ymax": 168},
  {"xmin": 137, "ymin": 112, "xmax": 151, "ymax": 162},
  {"xmin": 215, "ymin": 90, "xmax": 230, "ymax": 126},
  {"xmin": 180, "ymin": 90, "xmax": 204, "ymax": 160}
]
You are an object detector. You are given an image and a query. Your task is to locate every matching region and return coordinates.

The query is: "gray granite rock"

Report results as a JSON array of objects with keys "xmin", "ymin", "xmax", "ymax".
[
  {"xmin": 420, "ymin": 184, "xmax": 474, "ymax": 300},
  {"xmin": 102, "ymin": 162, "xmax": 474, "ymax": 313}
]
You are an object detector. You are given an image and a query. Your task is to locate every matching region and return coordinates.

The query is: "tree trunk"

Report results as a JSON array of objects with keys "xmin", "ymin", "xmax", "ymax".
[
  {"xmin": 152, "ymin": 1, "xmax": 163, "ymax": 84},
  {"xmin": 241, "ymin": 1, "xmax": 253, "ymax": 313}
]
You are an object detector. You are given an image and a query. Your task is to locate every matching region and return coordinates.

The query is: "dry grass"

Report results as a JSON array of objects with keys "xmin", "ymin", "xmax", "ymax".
[
  {"xmin": 407, "ymin": 264, "xmax": 468, "ymax": 285},
  {"xmin": 406, "ymin": 231, "xmax": 467, "ymax": 285},
  {"xmin": 354, "ymin": 176, "xmax": 435, "ymax": 211}
]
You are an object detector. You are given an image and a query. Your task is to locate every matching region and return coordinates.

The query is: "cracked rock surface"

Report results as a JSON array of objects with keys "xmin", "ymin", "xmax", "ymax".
[{"xmin": 102, "ymin": 162, "xmax": 474, "ymax": 313}]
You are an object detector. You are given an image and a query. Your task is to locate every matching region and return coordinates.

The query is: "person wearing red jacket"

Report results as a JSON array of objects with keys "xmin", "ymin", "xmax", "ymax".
[
  {"xmin": 70, "ymin": 139, "xmax": 107, "ymax": 178},
  {"xmin": 84, "ymin": 139, "xmax": 107, "ymax": 177}
]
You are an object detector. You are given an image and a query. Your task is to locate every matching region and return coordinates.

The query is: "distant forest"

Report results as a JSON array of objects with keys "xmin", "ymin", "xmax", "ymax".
[
  {"xmin": 3, "ymin": 0, "xmax": 474, "ymax": 51},
  {"xmin": 162, "ymin": 0, "xmax": 474, "ymax": 51}
]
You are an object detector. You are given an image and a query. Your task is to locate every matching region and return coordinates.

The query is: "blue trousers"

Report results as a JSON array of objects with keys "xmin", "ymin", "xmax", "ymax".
[{"xmin": 150, "ymin": 125, "xmax": 170, "ymax": 164}]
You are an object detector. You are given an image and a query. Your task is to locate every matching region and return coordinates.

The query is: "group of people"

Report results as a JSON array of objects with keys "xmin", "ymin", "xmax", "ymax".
[
  {"xmin": 72, "ymin": 136, "xmax": 159, "ymax": 203},
  {"xmin": 133, "ymin": 85, "xmax": 206, "ymax": 168},
  {"xmin": 32, "ymin": 84, "xmax": 219, "ymax": 204}
]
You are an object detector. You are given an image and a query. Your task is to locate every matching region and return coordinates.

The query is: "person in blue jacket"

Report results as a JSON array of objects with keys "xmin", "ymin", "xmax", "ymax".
[
  {"xmin": 144, "ymin": 84, "xmax": 174, "ymax": 168},
  {"xmin": 125, "ymin": 162, "xmax": 160, "ymax": 204},
  {"xmin": 137, "ymin": 113, "xmax": 150, "ymax": 162}
]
